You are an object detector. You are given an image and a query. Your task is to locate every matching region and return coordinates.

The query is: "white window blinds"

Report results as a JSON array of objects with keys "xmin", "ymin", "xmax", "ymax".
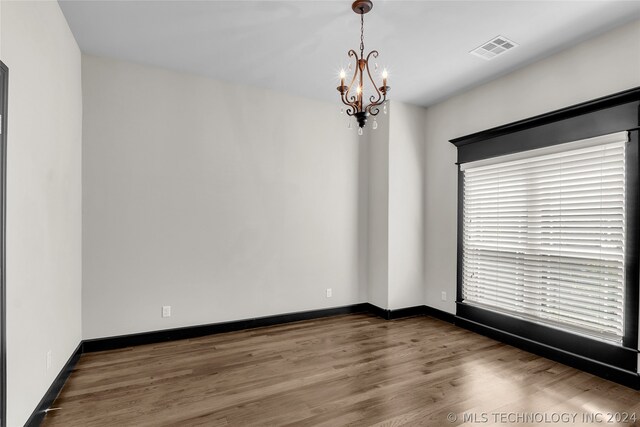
[{"xmin": 461, "ymin": 132, "xmax": 628, "ymax": 343}]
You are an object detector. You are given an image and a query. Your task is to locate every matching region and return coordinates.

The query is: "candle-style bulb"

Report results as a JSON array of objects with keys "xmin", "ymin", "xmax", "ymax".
[
  {"xmin": 339, "ymin": 69, "xmax": 346, "ymax": 79},
  {"xmin": 382, "ymin": 69, "xmax": 389, "ymax": 79}
]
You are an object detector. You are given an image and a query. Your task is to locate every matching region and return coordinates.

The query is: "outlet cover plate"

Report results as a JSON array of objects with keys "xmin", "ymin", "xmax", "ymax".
[{"xmin": 162, "ymin": 305, "xmax": 171, "ymax": 318}]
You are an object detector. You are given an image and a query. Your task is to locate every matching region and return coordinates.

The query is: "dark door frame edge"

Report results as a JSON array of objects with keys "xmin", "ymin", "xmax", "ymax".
[{"xmin": 0, "ymin": 60, "xmax": 8, "ymax": 427}]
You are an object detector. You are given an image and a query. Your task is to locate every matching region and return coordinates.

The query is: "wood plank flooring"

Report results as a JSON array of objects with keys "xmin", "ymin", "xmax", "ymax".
[{"xmin": 41, "ymin": 314, "xmax": 640, "ymax": 426}]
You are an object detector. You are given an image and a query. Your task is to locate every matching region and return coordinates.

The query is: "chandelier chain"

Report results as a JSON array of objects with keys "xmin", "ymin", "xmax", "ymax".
[{"xmin": 360, "ymin": 12, "xmax": 364, "ymax": 57}]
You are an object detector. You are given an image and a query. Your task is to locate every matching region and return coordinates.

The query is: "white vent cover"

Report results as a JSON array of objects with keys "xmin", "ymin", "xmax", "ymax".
[{"xmin": 470, "ymin": 35, "xmax": 518, "ymax": 60}]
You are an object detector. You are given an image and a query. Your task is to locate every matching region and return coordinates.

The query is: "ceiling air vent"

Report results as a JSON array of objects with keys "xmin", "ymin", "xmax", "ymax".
[{"xmin": 470, "ymin": 35, "xmax": 518, "ymax": 60}]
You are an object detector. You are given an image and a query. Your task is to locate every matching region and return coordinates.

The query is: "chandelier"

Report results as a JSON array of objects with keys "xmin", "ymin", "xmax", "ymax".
[{"xmin": 337, "ymin": 0, "xmax": 389, "ymax": 135}]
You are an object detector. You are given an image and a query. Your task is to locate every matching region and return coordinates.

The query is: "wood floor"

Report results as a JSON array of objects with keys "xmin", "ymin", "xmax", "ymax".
[{"xmin": 42, "ymin": 313, "xmax": 640, "ymax": 427}]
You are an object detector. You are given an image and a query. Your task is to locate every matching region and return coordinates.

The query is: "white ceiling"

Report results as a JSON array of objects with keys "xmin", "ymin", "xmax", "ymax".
[{"xmin": 58, "ymin": 0, "xmax": 640, "ymax": 107}]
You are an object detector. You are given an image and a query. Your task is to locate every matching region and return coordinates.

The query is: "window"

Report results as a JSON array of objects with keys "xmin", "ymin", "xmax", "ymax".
[
  {"xmin": 452, "ymin": 88, "xmax": 640, "ymax": 382},
  {"xmin": 461, "ymin": 132, "xmax": 628, "ymax": 344}
]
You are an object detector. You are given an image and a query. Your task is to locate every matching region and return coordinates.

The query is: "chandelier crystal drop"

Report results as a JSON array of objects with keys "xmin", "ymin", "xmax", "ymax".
[{"xmin": 336, "ymin": 0, "xmax": 390, "ymax": 131}]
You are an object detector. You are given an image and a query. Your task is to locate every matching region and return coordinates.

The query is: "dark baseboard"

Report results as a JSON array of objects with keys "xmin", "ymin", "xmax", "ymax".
[
  {"xmin": 55, "ymin": 302, "xmax": 434, "ymax": 356},
  {"xmin": 389, "ymin": 305, "xmax": 426, "ymax": 319},
  {"xmin": 424, "ymin": 305, "xmax": 456, "ymax": 324},
  {"xmin": 364, "ymin": 303, "xmax": 390, "ymax": 319},
  {"xmin": 365, "ymin": 303, "xmax": 427, "ymax": 320},
  {"xmin": 24, "ymin": 342, "xmax": 83, "ymax": 427},
  {"xmin": 455, "ymin": 316, "xmax": 640, "ymax": 390},
  {"xmin": 83, "ymin": 303, "xmax": 370, "ymax": 353}
]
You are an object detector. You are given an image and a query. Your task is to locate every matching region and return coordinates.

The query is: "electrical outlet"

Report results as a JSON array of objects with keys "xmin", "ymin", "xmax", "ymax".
[
  {"xmin": 46, "ymin": 350, "xmax": 52, "ymax": 370},
  {"xmin": 326, "ymin": 288, "xmax": 332, "ymax": 298},
  {"xmin": 162, "ymin": 305, "xmax": 171, "ymax": 318},
  {"xmin": 441, "ymin": 291, "xmax": 447, "ymax": 301}
]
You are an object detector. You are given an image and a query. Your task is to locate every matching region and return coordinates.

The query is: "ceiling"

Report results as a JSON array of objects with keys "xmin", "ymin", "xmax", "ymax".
[{"xmin": 59, "ymin": 0, "xmax": 640, "ymax": 107}]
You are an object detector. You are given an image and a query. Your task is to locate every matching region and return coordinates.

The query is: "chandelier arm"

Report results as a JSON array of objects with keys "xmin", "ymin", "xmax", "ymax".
[
  {"xmin": 366, "ymin": 89, "xmax": 386, "ymax": 113},
  {"xmin": 364, "ymin": 50, "xmax": 383, "ymax": 107},
  {"xmin": 341, "ymin": 84, "xmax": 360, "ymax": 116},
  {"xmin": 366, "ymin": 92, "xmax": 386, "ymax": 116},
  {"xmin": 345, "ymin": 86, "xmax": 359, "ymax": 105},
  {"xmin": 340, "ymin": 91, "xmax": 358, "ymax": 115},
  {"xmin": 344, "ymin": 50, "xmax": 360, "ymax": 106}
]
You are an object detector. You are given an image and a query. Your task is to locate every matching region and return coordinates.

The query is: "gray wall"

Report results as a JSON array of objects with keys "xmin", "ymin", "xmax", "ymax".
[
  {"xmin": 423, "ymin": 19, "xmax": 640, "ymax": 315},
  {"xmin": 367, "ymin": 107, "xmax": 390, "ymax": 309},
  {"xmin": 81, "ymin": 55, "xmax": 368, "ymax": 339},
  {"xmin": 388, "ymin": 102, "xmax": 425, "ymax": 309},
  {"xmin": 1, "ymin": 2, "xmax": 83, "ymax": 425},
  {"xmin": 367, "ymin": 101, "xmax": 426, "ymax": 310}
]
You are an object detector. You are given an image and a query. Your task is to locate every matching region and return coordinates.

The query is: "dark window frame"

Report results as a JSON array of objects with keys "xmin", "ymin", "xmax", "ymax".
[{"xmin": 451, "ymin": 87, "xmax": 640, "ymax": 374}]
